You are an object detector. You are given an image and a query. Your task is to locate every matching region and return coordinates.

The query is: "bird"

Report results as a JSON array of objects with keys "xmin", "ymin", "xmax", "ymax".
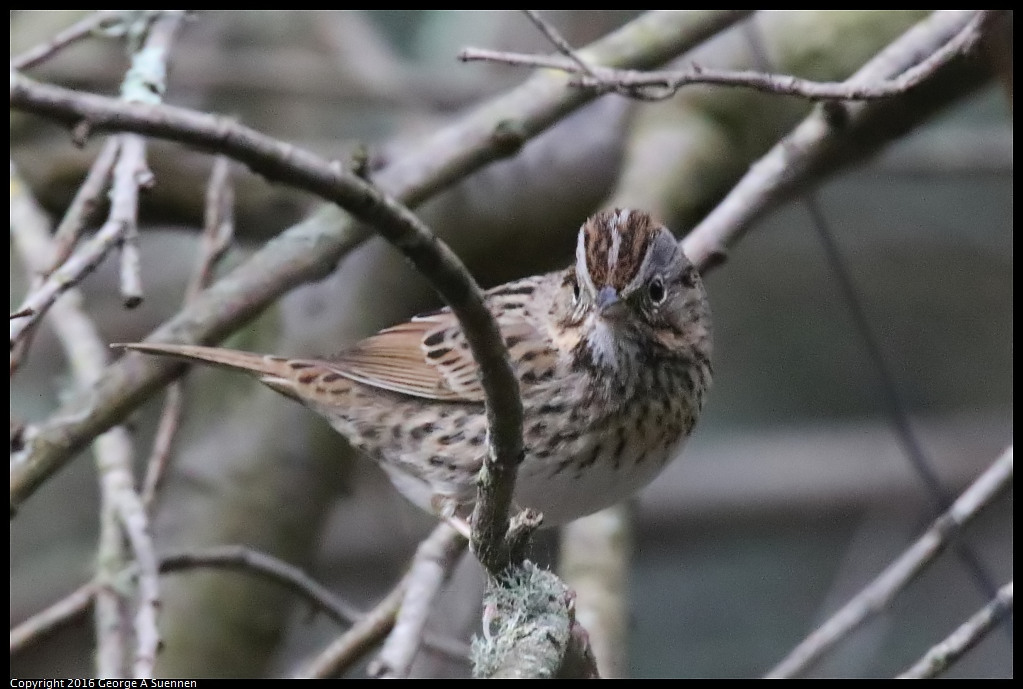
[{"xmin": 119, "ymin": 208, "xmax": 712, "ymax": 527}]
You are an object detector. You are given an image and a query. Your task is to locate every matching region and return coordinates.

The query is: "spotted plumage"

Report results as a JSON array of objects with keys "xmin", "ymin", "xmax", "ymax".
[{"xmin": 119, "ymin": 209, "xmax": 712, "ymax": 526}]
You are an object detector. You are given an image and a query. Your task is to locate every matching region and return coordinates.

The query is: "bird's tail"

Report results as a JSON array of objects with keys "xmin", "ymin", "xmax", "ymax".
[{"xmin": 113, "ymin": 342, "xmax": 303, "ymax": 399}]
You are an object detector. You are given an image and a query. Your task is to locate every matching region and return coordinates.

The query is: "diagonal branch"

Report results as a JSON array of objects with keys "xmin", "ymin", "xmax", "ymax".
[
  {"xmin": 766, "ymin": 445, "xmax": 1013, "ymax": 678},
  {"xmin": 10, "ymin": 10, "xmax": 125, "ymax": 71},
  {"xmin": 681, "ymin": 9, "xmax": 988, "ymax": 271},
  {"xmin": 897, "ymin": 581, "xmax": 1013, "ymax": 679}
]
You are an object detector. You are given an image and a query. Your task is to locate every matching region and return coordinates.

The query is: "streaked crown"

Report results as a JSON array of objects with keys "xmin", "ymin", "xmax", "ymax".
[{"xmin": 575, "ymin": 208, "xmax": 681, "ymax": 303}]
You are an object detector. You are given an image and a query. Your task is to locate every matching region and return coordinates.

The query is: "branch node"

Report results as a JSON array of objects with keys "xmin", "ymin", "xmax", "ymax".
[{"xmin": 71, "ymin": 120, "xmax": 93, "ymax": 148}]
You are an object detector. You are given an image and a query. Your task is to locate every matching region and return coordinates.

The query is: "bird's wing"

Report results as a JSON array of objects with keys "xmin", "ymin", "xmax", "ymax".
[{"xmin": 332, "ymin": 306, "xmax": 541, "ymax": 403}]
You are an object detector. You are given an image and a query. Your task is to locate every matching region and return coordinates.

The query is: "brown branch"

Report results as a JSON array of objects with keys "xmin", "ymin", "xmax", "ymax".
[
  {"xmin": 463, "ymin": 11, "xmax": 1000, "ymax": 103},
  {"xmin": 8, "ymin": 9, "xmax": 751, "ymax": 517},
  {"xmin": 296, "ymin": 523, "xmax": 473, "ymax": 678},
  {"xmin": 10, "ymin": 10, "xmax": 124, "ymax": 71},
  {"xmin": 897, "ymin": 581, "xmax": 1014, "ymax": 679},
  {"xmin": 370, "ymin": 523, "xmax": 468, "ymax": 678},
  {"xmin": 766, "ymin": 445, "xmax": 1013, "ymax": 678}
]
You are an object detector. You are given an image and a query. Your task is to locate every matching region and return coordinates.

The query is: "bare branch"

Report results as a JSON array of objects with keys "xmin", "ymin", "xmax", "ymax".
[
  {"xmin": 158, "ymin": 545, "xmax": 362, "ymax": 626},
  {"xmin": 8, "ymin": 9, "xmax": 751, "ymax": 516},
  {"xmin": 897, "ymin": 581, "xmax": 1013, "ymax": 679},
  {"xmin": 559, "ymin": 505, "xmax": 632, "ymax": 677},
  {"xmin": 10, "ymin": 10, "xmax": 124, "ymax": 71},
  {"xmin": 682, "ymin": 9, "xmax": 983, "ymax": 271},
  {"xmin": 110, "ymin": 134, "xmax": 147, "ymax": 308},
  {"xmin": 520, "ymin": 10, "xmax": 598, "ymax": 81},
  {"xmin": 11, "ymin": 11, "xmax": 185, "ymax": 345},
  {"xmin": 297, "ymin": 577, "xmax": 408, "ymax": 679},
  {"xmin": 10, "ymin": 582, "xmax": 96, "ymax": 654},
  {"xmin": 464, "ymin": 11, "xmax": 1000, "ymax": 103},
  {"xmin": 141, "ymin": 158, "xmax": 235, "ymax": 510},
  {"xmin": 95, "ymin": 500, "xmax": 129, "ymax": 678},
  {"xmin": 48, "ymin": 137, "xmax": 121, "ymax": 274},
  {"xmin": 370, "ymin": 523, "xmax": 467, "ymax": 678},
  {"xmin": 766, "ymin": 445, "xmax": 1013, "ymax": 678},
  {"xmin": 11, "ymin": 160, "xmax": 159, "ymax": 677}
]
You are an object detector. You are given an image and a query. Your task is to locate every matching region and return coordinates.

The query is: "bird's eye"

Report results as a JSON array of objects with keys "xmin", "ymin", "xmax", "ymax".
[{"xmin": 648, "ymin": 277, "xmax": 665, "ymax": 304}]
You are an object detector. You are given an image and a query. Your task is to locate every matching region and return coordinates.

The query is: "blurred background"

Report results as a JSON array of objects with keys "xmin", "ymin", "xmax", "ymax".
[{"xmin": 10, "ymin": 10, "xmax": 1012, "ymax": 678}]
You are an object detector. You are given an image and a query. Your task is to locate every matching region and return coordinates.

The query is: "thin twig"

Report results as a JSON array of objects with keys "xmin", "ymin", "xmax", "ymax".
[
  {"xmin": 6, "ymin": 10, "xmax": 753, "ymax": 514},
  {"xmin": 464, "ymin": 11, "xmax": 999, "ymax": 102},
  {"xmin": 10, "ymin": 209, "xmax": 140, "ymax": 347},
  {"xmin": 10, "ymin": 10, "xmax": 124, "ymax": 71},
  {"xmin": 682, "ymin": 9, "xmax": 982, "ymax": 271},
  {"xmin": 140, "ymin": 158, "xmax": 234, "ymax": 510},
  {"xmin": 739, "ymin": 12, "xmax": 1007, "ymax": 635},
  {"xmin": 48, "ymin": 137, "xmax": 121, "ymax": 274},
  {"xmin": 10, "ymin": 11, "xmax": 184, "ymax": 344},
  {"xmin": 110, "ymin": 134, "xmax": 147, "ymax": 308},
  {"xmin": 95, "ymin": 499, "xmax": 129, "ymax": 677},
  {"xmin": 12, "ymin": 545, "xmax": 469, "ymax": 663},
  {"xmin": 766, "ymin": 446, "xmax": 1013, "ymax": 678},
  {"xmin": 9, "ymin": 582, "xmax": 97, "ymax": 654},
  {"xmin": 897, "ymin": 581, "xmax": 1013, "ymax": 679},
  {"xmin": 370, "ymin": 523, "xmax": 468, "ymax": 678},
  {"xmin": 191, "ymin": 157, "xmax": 235, "ymax": 300},
  {"xmin": 297, "ymin": 577, "xmax": 409, "ymax": 679},
  {"xmin": 11, "ymin": 160, "xmax": 156, "ymax": 677},
  {"xmin": 520, "ymin": 10, "xmax": 598, "ymax": 81},
  {"xmin": 158, "ymin": 545, "xmax": 362, "ymax": 625}
]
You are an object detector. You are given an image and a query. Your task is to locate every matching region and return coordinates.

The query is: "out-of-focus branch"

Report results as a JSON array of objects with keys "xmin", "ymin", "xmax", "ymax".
[
  {"xmin": 12, "ymin": 544, "xmax": 468, "ymax": 664},
  {"xmin": 158, "ymin": 546, "xmax": 361, "ymax": 625},
  {"xmin": 296, "ymin": 523, "xmax": 473, "ymax": 679},
  {"xmin": 767, "ymin": 445, "xmax": 1013, "ymax": 678},
  {"xmin": 10, "ymin": 10, "xmax": 124, "ymax": 71},
  {"xmin": 464, "ymin": 11, "xmax": 999, "ymax": 102},
  {"xmin": 897, "ymin": 581, "xmax": 1013, "ymax": 679},
  {"xmin": 10, "ymin": 12, "xmax": 185, "ymax": 347},
  {"xmin": 9, "ymin": 9, "xmax": 748, "ymax": 523},
  {"xmin": 558, "ymin": 505, "xmax": 631, "ymax": 677},
  {"xmin": 10, "ymin": 161, "xmax": 159, "ymax": 678},
  {"xmin": 48, "ymin": 137, "xmax": 120, "ymax": 274},
  {"xmin": 297, "ymin": 578, "xmax": 408, "ymax": 679},
  {"xmin": 370, "ymin": 523, "xmax": 468, "ymax": 678},
  {"xmin": 681, "ymin": 9, "xmax": 989, "ymax": 272},
  {"xmin": 140, "ymin": 157, "xmax": 234, "ymax": 510},
  {"xmin": 9, "ymin": 582, "xmax": 96, "ymax": 655}
]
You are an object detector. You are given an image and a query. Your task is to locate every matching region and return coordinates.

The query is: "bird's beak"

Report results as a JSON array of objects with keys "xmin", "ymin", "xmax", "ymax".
[{"xmin": 596, "ymin": 286, "xmax": 626, "ymax": 319}]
